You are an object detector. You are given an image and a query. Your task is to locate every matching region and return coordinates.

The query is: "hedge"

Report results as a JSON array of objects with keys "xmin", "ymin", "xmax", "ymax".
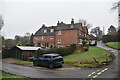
[
  {"xmin": 36, "ymin": 44, "xmax": 76, "ymax": 57},
  {"xmin": 102, "ymin": 34, "xmax": 120, "ymax": 43}
]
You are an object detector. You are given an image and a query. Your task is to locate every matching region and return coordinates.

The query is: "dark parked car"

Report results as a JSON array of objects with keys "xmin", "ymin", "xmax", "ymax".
[{"xmin": 33, "ymin": 53, "xmax": 64, "ymax": 68}]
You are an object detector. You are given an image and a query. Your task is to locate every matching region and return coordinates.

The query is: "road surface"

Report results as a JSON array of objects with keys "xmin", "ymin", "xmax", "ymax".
[{"xmin": 2, "ymin": 42, "xmax": 119, "ymax": 79}]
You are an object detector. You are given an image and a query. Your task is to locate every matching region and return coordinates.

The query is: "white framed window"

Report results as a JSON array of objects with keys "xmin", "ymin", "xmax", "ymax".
[
  {"xmin": 41, "ymin": 43, "xmax": 45, "ymax": 47},
  {"xmin": 71, "ymin": 25, "xmax": 73, "ymax": 28},
  {"xmin": 58, "ymin": 31, "xmax": 61, "ymax": 35},
  {"xmin": 51, "ymin": 29, "xmax": 54, "ymax": 32},
  {"xmin": 41, "ymin": 36, "xmax": 44, "ymax": 39},
  {"xmin": 50, "ymin": 36, "xmax": 53, "ymax": 39},
  {"xmin": 79, "ymin": 39, "xmax": 82, "ymax": 44},
  {"xmin": 58, "ymin": 39, "xmax": 61, "ymax": 44},
  {"xmin": 44, "ymin": 29, "xmax": 47, "ymax": 33},
  {"xmin": 79, "ymin": 31, "xmax": 81, "ymax": 35}
]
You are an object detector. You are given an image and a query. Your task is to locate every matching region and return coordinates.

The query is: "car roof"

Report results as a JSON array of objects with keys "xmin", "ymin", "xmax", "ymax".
[{"xmin": 43, "ymin": 53, "xmax": 59, "ymax": 56}]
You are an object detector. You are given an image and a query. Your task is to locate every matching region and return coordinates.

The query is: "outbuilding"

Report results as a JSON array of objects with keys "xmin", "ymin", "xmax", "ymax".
[{"xmin": 11, "ymin": 46, "xmax": 41, "ymax": 61}]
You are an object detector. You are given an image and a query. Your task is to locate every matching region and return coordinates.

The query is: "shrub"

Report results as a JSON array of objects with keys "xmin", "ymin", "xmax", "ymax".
[
  {"xmin": 2, "ymin": 47, "xmax": 11, "ymax": 58},
  {"xmin": 35, "ymin": 49, "xmax": 43, "ymax": 57},
  {"xmin": 42, "ymin": 44, "xmax": 76, "ymax": 56}
]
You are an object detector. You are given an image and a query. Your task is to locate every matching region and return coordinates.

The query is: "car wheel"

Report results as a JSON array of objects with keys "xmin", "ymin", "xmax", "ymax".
[
  {"xmin": 48, "ymin": 63, "xmax": 54, "ymax": 69},
  {"xmin": 33, "ymin": 61, "xmax": 38, "ymax": 66}
]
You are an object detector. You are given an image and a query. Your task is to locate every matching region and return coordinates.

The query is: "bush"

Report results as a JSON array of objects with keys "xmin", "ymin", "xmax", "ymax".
[
  {"xmin": 35, "ymin": 49, "xmax": 43, "ymax": 57},
  {"xmin": 2, "ymin": 47, "xmax": 11, "ymax": 58}
]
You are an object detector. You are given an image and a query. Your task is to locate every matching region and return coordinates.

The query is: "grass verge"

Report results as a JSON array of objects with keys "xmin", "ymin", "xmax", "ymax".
[
  {"xmin": 106, "ymin": 42, "xmax": 120, "ymax": 50},
  {"xmin": 16, "ymin": 61, "xmax": 32, "ymax": 65},
  {"xmin": 63, "ymin": 46, "xmax": 114, "ymax": 68},
  {"xmin": 1, "ymin": 71, "xmax": 31, "ymax": 80}
]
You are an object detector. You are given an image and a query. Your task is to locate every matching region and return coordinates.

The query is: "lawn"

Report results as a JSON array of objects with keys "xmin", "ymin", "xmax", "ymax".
[
  {"xmin": 16, "ymin": 61, "xmax": 33, "ymax": 65},
  {"xmin": 1, "ymin": 72, "xmax": 31, "ymax": 80},
  {"xmin": 63, "ymin": 46, "xmax": 113, "ymax": 67},
  {"xmin": 106, "ymin": 42, "xmax": 120, "ymax": 50}
]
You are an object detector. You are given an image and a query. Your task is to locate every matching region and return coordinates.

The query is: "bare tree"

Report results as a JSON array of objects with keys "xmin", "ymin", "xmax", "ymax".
[
  {"xmin": 111, "ymin": 1, "xmax": 119, "ymax": 10},
  {"xmin": 78, "ymin": 19, "xmax": 92, "ymax": 29},
  {"xmin": 90, "ymin": 27, "xmax": 103, "ymax": 41}
]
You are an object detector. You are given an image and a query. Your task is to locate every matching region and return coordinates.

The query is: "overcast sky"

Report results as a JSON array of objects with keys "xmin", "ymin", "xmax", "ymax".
[{"xmin": 0, "ymin": 0, "xmax": 118, "ymax": 39}]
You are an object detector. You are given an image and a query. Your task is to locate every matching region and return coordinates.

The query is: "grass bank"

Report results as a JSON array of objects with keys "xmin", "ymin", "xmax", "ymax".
[
  {"xmin": 63, "ymin": 47, "xmax": 114, "ymax": 67},
  {"xmin": 1, "ymin": 72, "xmax": 31, "ymax": 80},
  {"xmin": 16, "ymin": 61, "xmax": 32, "ymax": 65},
  {"xmin": 106, "ymin": 42, "xmax": 120, "ymax": 50}
]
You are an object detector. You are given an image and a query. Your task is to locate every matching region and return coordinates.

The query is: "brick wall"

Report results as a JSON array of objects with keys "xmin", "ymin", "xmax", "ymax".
[
  {"xmin": 33, "ymin": 36, "xmax": 55, "ymax": 47},
  {"xmin": 55, "ymin": 29, "xmax": 79, "ymax": 48}
]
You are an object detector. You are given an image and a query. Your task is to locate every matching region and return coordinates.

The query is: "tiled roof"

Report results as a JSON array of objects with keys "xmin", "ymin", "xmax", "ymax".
[
  {"xmin": 34, "ymin": 26, "xmax": 55, "ymax": 36},
  {"xmin": 55, "ymin": 23, "xmax": 82, "ymax": 31},
  {"xmin": 34, "ymin": 22, "xmax": 85, "ymax": 36}
]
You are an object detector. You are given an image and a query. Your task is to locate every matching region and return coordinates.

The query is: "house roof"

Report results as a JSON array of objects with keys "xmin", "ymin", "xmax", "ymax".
[
  {"xmin": 34, "ymin": 22, "xmax": 83, "ymax": 36},
  {"xmin": 34, "ymin": 26, "xmax": 55, "ymax": 36},
  {"xmin": 16, "ymin": 46, "xmax": 41, "ymax": 51},
  {"xmin": 55, "ymin": 23, "xmax": 82, "ymax": 31}
]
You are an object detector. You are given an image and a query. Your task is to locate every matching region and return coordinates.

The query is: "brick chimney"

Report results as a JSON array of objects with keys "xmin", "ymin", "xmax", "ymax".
[
  {"xmin": 57, "ymin": 21, "xmax": 60, "ymax": 26},
  {"xmin": 42, "ymin": 24, "xmax": 45, "ymax": 28},
  {"xmin": 71, "ymin": 18, "xmax": 74, "ymax": 25},
  {"xmin": 71, "ymin": 18, "xmax": 74, "ymax": 28}
]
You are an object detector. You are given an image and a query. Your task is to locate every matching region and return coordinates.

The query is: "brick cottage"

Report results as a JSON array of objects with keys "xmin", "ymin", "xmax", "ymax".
[{"xmin": 33, "ymin": 19, "xmax": 89, "ymax": 48}]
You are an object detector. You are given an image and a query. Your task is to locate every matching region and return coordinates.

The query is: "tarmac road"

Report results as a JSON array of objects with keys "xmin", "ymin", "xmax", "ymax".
[{"xmin": 2, "ymin": 42, "xmax": 119, "ymax": 79}]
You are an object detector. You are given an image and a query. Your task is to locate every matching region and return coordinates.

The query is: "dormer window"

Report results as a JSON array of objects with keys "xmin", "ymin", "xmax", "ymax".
[
  {"xmin": 58, "ymin": 39, "xmax": 61, "ymax": 44},
  {"xmin": 50, "ymin": 36, "xmax": 53, "ymax": 39},
  {"xmin": 71, "ymin": 25, "xmax": 74, "ymax": 28},
  {"xmin": 42, "ymin": 36, "xmax": 44, "ymax": 39},
  {"xmin": 58, "ymin": 31, "xmax": 61, "ymax": 35},
  {"xmin": 51, "ymin": 29, "xmax": 54, "ymax": 32},
  {"xmin": 44, "ymin": 29, "xmax": 47, "ymax": 33}
]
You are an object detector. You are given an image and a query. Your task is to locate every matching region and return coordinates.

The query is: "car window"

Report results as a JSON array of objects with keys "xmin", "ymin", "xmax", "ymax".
[
  {"xmin": 52, "ymin": 56, "xmax": 59, "ymax": 58},
  {"xmin": 44, "ymin": 56, "xmax": 51, "ymax": 59}
]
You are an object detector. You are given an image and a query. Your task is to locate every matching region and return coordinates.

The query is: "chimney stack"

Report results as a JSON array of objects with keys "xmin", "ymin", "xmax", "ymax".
[
  {"xmin": 57, "ymin": 21, "xmax": 60, "ymax": 26},
  {"xmin": 71, "ymin": 18, "xmax": 74, "ymax": 24},
  {"xmin": 42, "ymin": 24, "xmax": 46, "ymax": 28}
]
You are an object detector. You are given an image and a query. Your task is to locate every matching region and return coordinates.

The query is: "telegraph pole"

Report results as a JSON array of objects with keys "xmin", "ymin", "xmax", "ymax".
[{"xmin": 103, "ymin": 26, "xmax": 105, "ymax": 35}]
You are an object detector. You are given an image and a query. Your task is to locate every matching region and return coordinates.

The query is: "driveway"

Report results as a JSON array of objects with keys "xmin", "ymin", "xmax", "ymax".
[{"xmin": 2, "ymin": 42, "xmax": 119, "ymax": 79}]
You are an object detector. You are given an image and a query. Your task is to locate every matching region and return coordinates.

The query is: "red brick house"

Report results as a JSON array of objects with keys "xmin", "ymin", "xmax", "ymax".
[{"xmin": 33, "ymin": 19, "xmax": 89, "ymax": 48}]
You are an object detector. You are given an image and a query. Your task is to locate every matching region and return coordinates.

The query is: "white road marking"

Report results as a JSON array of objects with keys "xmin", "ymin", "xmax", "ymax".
[
  {"xmin": 104, "ymin": 68, "xmax": 108, "ymax": 71},
  {"xmin": 91, "ymin": 72, "xmax": 95, "ymax": 74},
  {"xmin": 101, "ymin": 69, "xmax": 105, "ymax": 72},
  {"xmin": 88, "ymin": 74, "xmax": 92, "ymax": 77},
  {"xmin": 93, "ymin": 75, "xmax": 97, "ymax": 78},
  {"xmin": 88, "ymin": 68, "xmax": 108, "ymax": 78},
  {"xmin": 88, "ymin": 72, "xmax": 95, "ymax": 77},
  {"xmin": 97, "ymin": 72, "xmax": 102, "ymax": 75}
]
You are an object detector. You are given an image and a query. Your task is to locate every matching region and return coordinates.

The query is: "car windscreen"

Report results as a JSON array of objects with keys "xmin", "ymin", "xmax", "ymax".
[
  {"xmin": 44, "ymin": 56, "xmax": 52, "ymax": 59},
  {"xmin": 52, "ymin": 56, "xmax": 60, "ymax": 58}
]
